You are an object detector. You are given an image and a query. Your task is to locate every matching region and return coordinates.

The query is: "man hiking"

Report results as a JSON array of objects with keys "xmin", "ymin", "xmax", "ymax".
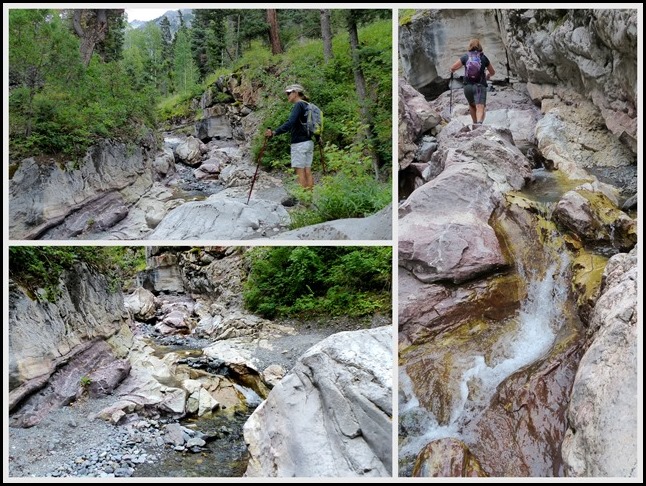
[
  {"xmin": 449, "ymin": 39, "xmax": 496, "ymax": 126},
  {"xmin": 265, "ymin": 83, "xmax": 314, "ymax": 190}
]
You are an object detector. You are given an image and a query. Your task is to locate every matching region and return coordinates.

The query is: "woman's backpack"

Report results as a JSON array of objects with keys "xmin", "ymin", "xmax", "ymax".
[
  {"xmin": 465, "ymin": 51, "xmax": 483, "ymax": 83},
  {"xmin": 304, "ymin": 102, "xmax": 323, "ymax": 140}
]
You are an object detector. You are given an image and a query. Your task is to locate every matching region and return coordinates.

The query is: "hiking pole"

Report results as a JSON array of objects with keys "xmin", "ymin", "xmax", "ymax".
[
  {"xmin": 246, "ymin": 135, "xmax": 268, "ymax": 205},
  {"xmin": 318, "ymin": 137, "xmax": 327, "ymax": 175},
  {"xmin": 449, "ymin": 71, "xmax": 453, "ymax": 116}
]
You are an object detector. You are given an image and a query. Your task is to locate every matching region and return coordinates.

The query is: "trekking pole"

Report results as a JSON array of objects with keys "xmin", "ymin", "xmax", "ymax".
[
  {"xmin": 246, "ymin": 135, "xmax": 268, "ymax": 205},
  {"xmin": 449, "ymin": 71, "xmax": 453, "ymax": 116},
  {"xmin": 318, "ymin": 138, "xmax": 327, "ymax": 175}
]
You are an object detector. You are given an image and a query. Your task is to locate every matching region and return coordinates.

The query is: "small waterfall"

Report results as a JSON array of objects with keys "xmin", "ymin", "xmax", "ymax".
[{"xmin": 400, "ymin": 254, "xmax": 571, "ymax": 462}]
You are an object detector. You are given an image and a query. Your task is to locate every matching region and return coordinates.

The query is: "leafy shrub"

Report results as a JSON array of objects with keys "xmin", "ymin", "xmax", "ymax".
[
  {"xmin": 9, "ymin": 246, "xmax": 146, "ymax": 302},
  {"xmin": 243, "ymin": 246, "xmax": 391, "ymax": 319}
]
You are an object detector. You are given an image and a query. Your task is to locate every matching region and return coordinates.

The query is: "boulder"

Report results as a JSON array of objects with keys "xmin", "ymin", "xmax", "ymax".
[
  {"xmin": 276, "ymin": 204, "xmax": 392, "ymax": 241},
  {"xmin": 148, "ymin": 196, "xmax": 290, "ymax": 240},
  {"xmin": 123, "ymin": 287, "xmax": 157, "ymax": 321},
  {"xmin": 244, "ymin": 326, "xmax": 392, "ymax": 477},
  {"xmin": 562, "ymin": 247, "xmax": 637, "ymax": 477}
]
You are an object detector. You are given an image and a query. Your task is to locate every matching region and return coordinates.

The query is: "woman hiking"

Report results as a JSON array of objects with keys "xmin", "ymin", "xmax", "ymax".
[{"xmin": 449, "ymin": 39, "xmax": 496, "ymax": 127}]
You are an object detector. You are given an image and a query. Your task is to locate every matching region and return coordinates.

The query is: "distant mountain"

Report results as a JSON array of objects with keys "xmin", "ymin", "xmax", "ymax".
[
  {"xmin": 129, "ymin": 9, "xmax": 193, "ymax": 36},
  {"xmin": 129, "ymin": 19, "xmax": 146, "ymax": 30}
]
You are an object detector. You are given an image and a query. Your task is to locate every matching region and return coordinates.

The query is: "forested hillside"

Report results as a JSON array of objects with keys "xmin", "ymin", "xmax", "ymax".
[{"xmin": 9, "ymin": 8, "xmax": 392, "ymax": 178}]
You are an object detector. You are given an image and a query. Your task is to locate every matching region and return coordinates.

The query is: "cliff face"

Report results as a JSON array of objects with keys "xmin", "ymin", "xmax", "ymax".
[
  {"xmin": 9, "ymin": 263, "xmax": 129, "ymax": 390},
  {"xmin": 9, "ymin": 136, "xmax": 157, "ymax": 240},
  {"xmin": 399, "ymin": 9, "xmax": 637, "ymax": 152},
  {"xmin": 498, "ymin": 9, "xmax": 637, "ymax": 151}
]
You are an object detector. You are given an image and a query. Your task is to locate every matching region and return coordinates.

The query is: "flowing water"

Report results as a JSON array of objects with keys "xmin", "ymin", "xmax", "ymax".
[
  {"xmin": 398, "ymin": 167, "xmax": 592, "ymax": 475},
  {"xmin": 399, "ymin": 256, "xmax": 571, "ymax": 462}
]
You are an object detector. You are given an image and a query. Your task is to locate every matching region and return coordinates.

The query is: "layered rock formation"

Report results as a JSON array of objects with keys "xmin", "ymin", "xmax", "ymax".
[
  {"xmin": 562, "ymin": 247, "xmax": 638, "ymax": 477},
  {"xmin": 9, "ymin": 137, "xmax": 158, "ymax": 239},
  {"xmin": 400, "ymin": 9, "xmax": 637, "ymax": 154},
  {"xmin": 244, "ymin": 326, "xmax": 392, "ymax": 477},
  {"xmin": 9, "ymin": 263, "xmax": 133, "ymax": 426}
]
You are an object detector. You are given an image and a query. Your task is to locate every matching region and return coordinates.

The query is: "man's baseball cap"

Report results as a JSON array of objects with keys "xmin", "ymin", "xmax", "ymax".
[{"xmin": 285, "ymin": 84, "xmax": 304, "ymax": 93}]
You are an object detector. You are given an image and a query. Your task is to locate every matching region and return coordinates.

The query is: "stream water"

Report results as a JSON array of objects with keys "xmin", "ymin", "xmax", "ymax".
[
  {"xmin": 399, "ymin": 256, "xmax": 570, "ymax": 460},
  {"xmin": 132, "ymin": 410, "xmax": 253, "ymax": 478},
  {"xmin": 398, "ymin": 167, "xmax": 593, "ymax": 475}
]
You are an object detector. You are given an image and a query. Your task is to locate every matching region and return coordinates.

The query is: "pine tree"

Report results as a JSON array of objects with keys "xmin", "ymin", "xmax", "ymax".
[
  {"xmin": 159, "ymin": 16, "xmax": 174, "ymax": 94},
  {"xmin": 191, "ymin": 9, "xmax": 227, "ymax": 79}
]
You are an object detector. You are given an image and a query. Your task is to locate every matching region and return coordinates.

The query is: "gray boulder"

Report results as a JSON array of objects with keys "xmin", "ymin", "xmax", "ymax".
[
  {"xmin": 147, "ymin": 196, "xmax": 290, "ymax": 240},
  {"xmin": 562, "ymin": 247, "xmax": 638, "ymax": 477},
  {"xmin": 276, "ymin": 204, "xmax": 392, "ymax": 241},
  {"xmin": 243, "ymin": 326, "xmax": 392, "ymax": 477}
]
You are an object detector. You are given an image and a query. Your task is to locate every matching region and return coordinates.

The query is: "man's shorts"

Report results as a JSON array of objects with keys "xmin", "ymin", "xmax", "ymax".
[
  {"xmin": 291, "ymin": 140, "xmax": 314, "ymax": 169},
  {"xmin": 464, "ymin": 83, "xmax": 487, "ymax": 105}
]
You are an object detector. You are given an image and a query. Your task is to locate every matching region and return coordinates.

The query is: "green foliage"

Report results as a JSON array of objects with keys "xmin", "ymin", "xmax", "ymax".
[
  {"xmin": 252, "ymin": 18, "xmax": 392, "ymax": 178},
  {"xmin": 243, "ymin": 247, "xmax": 391, "ymax": 319},
  {"xmin": 9, "ymin": 246, "xmax": 146, "ymax": 302},
  {"xmin": 289, "ymin": 172, "xmax": 391, "ymax": 229},
  {"xmin": 9, "ymin": 9, "xmax": 159, "ymax": 162},
  {"xmin": 173, "ymin": 28, "xmax": 200, "ymax": 96},
  {"xmin": 79, "ymin": 375, "xmax": 92, "ymax": 388}
]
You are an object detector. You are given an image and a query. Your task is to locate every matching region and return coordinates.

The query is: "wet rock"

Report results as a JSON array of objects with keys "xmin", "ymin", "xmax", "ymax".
[
  {"xmin": 570, "ymin": 251, "xmax": 608, "ymax": 323},
  {"xmin": 244, "ymin": 327, "xmax": 392, "ymax": 477},
  {"xmin": 399, "ymin": 127, "xmax": 532, "ymax": 284},
  {"xmin": 459, "ymin": 322, "xmax": 586, "ymax": 477},
  {"xmin": 553, "ymin": 189, "xmax": 637, "ymax": 252},
  {"xmin": 195, "ymin": 115, "xmax": 233, "ymax": 142},
  {"xmin": 399, "ymin": 269, "xmax": 523, "ymax": 347},
  {"xmin": 562, "ymin": 247, "xmax": 637, "ymax": 477},
  {"xmin": 413, "ymin": 438, "xmax": 488, "ymax": 477}
]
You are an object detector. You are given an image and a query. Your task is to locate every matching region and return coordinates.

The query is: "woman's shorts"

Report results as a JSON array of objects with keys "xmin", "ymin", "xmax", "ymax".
[
  {"xmin": 291, "ymin": 140, "xmax": 314, "ymax": 168},
  {"xmin": 464, "ymin": 83, "xmax": 487, "ymax": 105}
]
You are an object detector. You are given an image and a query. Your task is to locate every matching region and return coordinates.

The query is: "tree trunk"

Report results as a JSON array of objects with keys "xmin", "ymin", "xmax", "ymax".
[
  {"xmin": 266, "ymin": 9, "xmax": 283, "ymax": 55},
  {"xmin": 320, "ymin": 9, "xmax": 333, "ymax": 63},
  {"xmin": 236, "ymin": 14, "xmax": 241, "ymax": 59},
  {"xmin": 72, "ymin": 9, "xmax": 108, "ymax": 67},
  {"xmin": 347, "ymin": 11, "xmax": 380, "ymax": 180}
]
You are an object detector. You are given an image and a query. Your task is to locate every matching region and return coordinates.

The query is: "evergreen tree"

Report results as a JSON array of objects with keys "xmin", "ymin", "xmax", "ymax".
[
  {"xmin": 191, "ymin": 9, "xmax": 227, "ymax": 79},
  {"xmin": 159, "ymin": 16, "xmax": 174, "ymax": 94},
  {"xmin": 96, "ymin": 10, "xmax": 126, "ymax": 62},
  {"xmin": 9, "ymin": 9, "xmax": 82, "ymax": 138}
]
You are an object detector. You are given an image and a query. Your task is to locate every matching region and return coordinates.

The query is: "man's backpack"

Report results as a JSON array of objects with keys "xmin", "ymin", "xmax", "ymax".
[
  {"xmin": 465, "ymin": 50, "xmax": 483, "ymax": 83},
  {"xmin": 304, "ymin": 102, "xmax": 323, "ymax": 140}
]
